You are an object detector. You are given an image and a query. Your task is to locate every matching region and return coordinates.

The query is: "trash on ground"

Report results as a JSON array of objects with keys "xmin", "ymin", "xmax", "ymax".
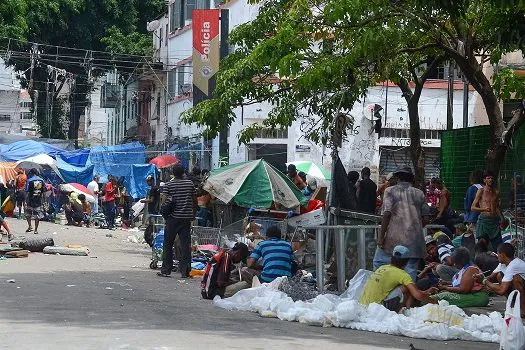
[
  {"xmin": 43, "ymin": 246, "xmax": 90, "ymax": 256},
  {"xmin": 6, "ymin": 279, "xmax": 15, "ymax": 283}
]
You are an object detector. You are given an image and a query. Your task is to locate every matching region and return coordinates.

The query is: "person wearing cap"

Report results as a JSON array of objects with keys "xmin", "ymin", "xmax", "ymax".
[
  {"xmin": 417, "ymin": 236, "xmax": 440, "ymax": 289},
  {"xmin": 360, "ymin": 245, "xmax": 437, "ymax": 312},
  {"xmin": 87, "ymin": 175, "xmax": 100, "ymax": 215},
  {"xmin": 375, "ymin": 166, "xmax": 426, "ymax": 281},
  {"xmin": 286, "ymin": 164, "xmax": 306, "ymax": 190},
  {"xmin": 201, "ymin": 242, "xmax": 251, "ymax": 299},
  {"xmin": 433, "ymin": 247, "xmax": 489, "ymax": 307}
]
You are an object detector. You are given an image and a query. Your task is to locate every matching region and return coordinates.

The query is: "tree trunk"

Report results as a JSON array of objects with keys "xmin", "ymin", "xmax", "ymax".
[
  {"xmin": 399, "ymin": 78, "xmax": 425, "ymax": 190},
  {"xmin": 453, "ymin": 55, "xmax": 507, "ymax": 175}
]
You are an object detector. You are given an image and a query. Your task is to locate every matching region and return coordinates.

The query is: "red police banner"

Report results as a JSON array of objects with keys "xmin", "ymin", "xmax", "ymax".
[{"xmin": 192, "ymin": 9, "xmax": 220, "ymax": 105}]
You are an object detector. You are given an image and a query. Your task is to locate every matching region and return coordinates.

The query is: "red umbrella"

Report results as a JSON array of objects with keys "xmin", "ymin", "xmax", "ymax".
[
  {"xmin": 149, "ymin": 154, "xmax": 179, "ymax": 169},
  {"xmin": 59, "ymin": 183, "xmax": 96, "ymax": 203}
]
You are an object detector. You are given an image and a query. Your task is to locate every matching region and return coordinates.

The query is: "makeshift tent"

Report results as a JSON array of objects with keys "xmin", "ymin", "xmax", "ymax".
[
  {"xmin": 58, "ymin": 148, "xmax": 91, "ymax": 167},
  {"xmin": 169, "ymin": 143, "xmax": 202, "ymax": 170},
  {"xmin": 88, "ymin": 142, "xmax": 145, "ymax": 169},
  {"xmin": 0, "ymin": 162, "xmax": 18, "ymax": 184},
  {"xmin": 56, "ymin": 157, "xmax": 94, "ymax": 186},
  {"xmin": 94, "ymin": 163, "xmax": 157, "ymax": 199},
  {"xmin": 16, "ymin": 154, "xmax": 65, "ymax": 181},
  {"xmin": 0, "ymin": 140, "xmax": 66, "ymax": 162}
]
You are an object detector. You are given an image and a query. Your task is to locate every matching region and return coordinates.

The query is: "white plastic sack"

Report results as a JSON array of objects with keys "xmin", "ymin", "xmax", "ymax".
[
  {"xmin": 340, "ymin": 269, "xmax": 373, "ymax": 300},
  {"xmin": 500, "ymin": 290, "xmax": 525, "ymax": 350}
]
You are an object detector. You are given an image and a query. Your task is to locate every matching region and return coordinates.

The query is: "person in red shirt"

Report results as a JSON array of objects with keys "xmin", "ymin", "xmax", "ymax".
[
  {"xmin": 15, "ymin": 169, "xmax": 27, "ymax": 219},
  {"xmin": 286, "ymin": 164, "xmax": 306, "ymax": 190},
  {"xmin": 104, "ymin": 175, "xmax": 117, "ymax": 229}
]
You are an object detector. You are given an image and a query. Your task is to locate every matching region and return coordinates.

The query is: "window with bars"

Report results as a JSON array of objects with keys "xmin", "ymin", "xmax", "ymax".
[
  {"xmin": 170, "ymin": 0, "xmax": 210, "ymax": 32},
  {"xmin": 255, "ymin": 128, "xmax": 288, "ymax": 139},
  {"xmin": 20, "ymin": 112, "xmax": 32, "ymax": 120}
]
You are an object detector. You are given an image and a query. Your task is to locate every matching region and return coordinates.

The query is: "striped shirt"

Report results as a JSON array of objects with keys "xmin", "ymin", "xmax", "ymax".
[
  {"xmin": 250, "ymin": 238, "xmax": 293, "ymax": 283},
  {"xmin": 162, "ymin": 178, "xmax": 196, "ymax": 219},
  {"xmin": 438, "ymin": 243, "xmax": 454, "ymax": 264}
]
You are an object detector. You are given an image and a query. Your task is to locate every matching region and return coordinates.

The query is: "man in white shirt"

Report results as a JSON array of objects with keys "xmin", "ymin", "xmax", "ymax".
[
  {"xmin": 87, "ymin": 175, "xmax": 100, "ymax": 215},
  {"xmin": 485, "ymin": 243, "xmax": 525, "ymax": 317}
]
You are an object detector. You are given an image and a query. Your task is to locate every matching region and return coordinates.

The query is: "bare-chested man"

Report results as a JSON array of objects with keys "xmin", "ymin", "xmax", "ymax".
[{"xmin": 471, "ymin": 171, "xmax": 505, "ymax": 251}]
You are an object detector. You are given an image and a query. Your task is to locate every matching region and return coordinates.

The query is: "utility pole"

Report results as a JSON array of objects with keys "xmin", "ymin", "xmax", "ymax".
[
  {"xmin": 446, "ymin": 62, "xmax": 454, "ymax": 130},
  {"xmin": 84, "ymin": 51, "xmax": 94, "ymax": 146},
  {"xmin": 462, "ymin": 76, "xmax": 469, "ymax": 128}
]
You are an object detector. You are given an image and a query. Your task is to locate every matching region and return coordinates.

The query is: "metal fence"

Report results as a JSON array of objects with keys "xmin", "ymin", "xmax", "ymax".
[{"xmin": 308, "ymin": 224, "xmax": 447, "ymax": 292}]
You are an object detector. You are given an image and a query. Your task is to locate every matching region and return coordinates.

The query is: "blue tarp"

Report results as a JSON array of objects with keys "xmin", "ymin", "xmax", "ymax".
[
  {"xmin": 169, "ymin": 143, "xmax": 202, "ymax": 170},
  {"xmin": 56, "ymin": 158, "xmax": 95, "ymax": 186},
  {"xmin": 0, "ymin": 140, "xmax": 66, "ymax": 162},
  {"xmin": 58, "ymin": 149, "xmax": 91, "ymax": 167},
  {"xmin": 88, "ymin": 142, "xmax": 145, "ymax": 167}
]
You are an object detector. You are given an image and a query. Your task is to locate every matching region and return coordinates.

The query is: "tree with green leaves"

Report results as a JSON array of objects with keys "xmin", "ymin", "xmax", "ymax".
[
  {"xmin": 0, "ymin": 0, "xmax": 165, "ymax": 143},
  {"xmin": 184, "ymin": 0, "xmax": 525, "ymax": 176}
]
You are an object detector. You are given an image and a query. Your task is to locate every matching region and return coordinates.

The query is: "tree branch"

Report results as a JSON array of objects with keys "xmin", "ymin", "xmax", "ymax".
[{"xmin": 397, "ymin": 43, "xmax": 438, "ymax": 54}]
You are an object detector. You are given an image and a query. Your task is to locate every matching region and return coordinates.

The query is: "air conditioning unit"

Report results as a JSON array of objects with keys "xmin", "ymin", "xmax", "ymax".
[{"xmin": 180, "ymin": 83, "xmax": 192, "ymax": 95}]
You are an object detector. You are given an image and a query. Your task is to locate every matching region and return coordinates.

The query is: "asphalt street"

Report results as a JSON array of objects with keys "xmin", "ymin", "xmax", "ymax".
[{"xmin": 0, "ymin": 218, "xmax": 497, "ymax": 350}]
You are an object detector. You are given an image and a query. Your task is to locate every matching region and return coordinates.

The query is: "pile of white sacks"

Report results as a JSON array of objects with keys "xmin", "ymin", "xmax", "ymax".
[{"xmin": 214, "ymin": 271, "xmax": 503, "ymax": 343}]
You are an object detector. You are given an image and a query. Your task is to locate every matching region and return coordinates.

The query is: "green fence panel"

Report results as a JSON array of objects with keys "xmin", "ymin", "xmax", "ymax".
[{"xmin": 441, "ymin": 125, "xmax": 525, "ymax": 211}]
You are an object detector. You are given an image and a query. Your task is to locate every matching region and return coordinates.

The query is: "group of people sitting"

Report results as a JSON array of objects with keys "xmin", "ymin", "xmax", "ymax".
[
  {"xmin": 360, "ymin": 241, "xmax": 525, "ymax": 316},
  {"xmin": 201, "ymin": 225, "xmax": 294, "ymax": 299}
]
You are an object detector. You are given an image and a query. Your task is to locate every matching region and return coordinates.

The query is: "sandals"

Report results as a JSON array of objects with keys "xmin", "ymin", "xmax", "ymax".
[
  {"xmin": 157, "ymin": 272, "xmax": 171, "ymax": 277},
  {"xmin": 25, "ymin": 227, "xmax": 33, "ymax": 233},
  {"xmin": 34, "ymin": 231, "xmax": 38, "ymax": 235}
]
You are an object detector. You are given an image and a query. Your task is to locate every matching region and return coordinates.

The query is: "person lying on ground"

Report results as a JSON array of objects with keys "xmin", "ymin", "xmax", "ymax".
[
  {"xmin": 484, "ymin": 243, "xmax": 525, "ymax": 318},
  {"xmin": 434, "ymin": 235, "xmax": 458, "ymax": 282},
  {"xmin": 244, "ymin": 225, "xmax": 294, "ymax": 285},
  {"xmin": 201, "ymin": 242, "xmax": 250, "ymax": 299},
  {"xmin": 360, "ymin": 245, "xmax": 437, "ymax": 312},
  {"xmin": 432, "ymin": 247, "xmax": 489, "ymax": 308}
]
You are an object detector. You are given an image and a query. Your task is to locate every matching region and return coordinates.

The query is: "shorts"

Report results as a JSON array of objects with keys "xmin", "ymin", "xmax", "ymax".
[
  {"xmin": 382, "ymin": 287, "xmax": 404, "ymax": 311},
  {"xmin": 25, "ymin": 206, "xmax": 45, "ymax": 220}
]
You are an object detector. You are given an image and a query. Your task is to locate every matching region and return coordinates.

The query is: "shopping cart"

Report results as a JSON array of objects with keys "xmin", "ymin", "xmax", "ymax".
[
  {"xmin": 243, "ymin": 212, "xmax": 288, "ymax": 239},
  {"xmin": 149, "ymin": 214, "xmax": 165, "ymax": 269}
]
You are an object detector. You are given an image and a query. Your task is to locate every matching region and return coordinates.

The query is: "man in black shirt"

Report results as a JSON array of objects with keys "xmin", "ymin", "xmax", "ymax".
[
  {"xmin": 158, "ymin": 165, "xmax": 197, "ymax": 278},
  {"xmin": 357, "ymin": 167, "xmax": 378, "ymax": 214}
]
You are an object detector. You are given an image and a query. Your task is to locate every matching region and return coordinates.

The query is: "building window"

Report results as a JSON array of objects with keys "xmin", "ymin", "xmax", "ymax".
[
  {"xmin": 170, "ymin": 0, "xmax": 183, "ymax": 31},
  {"xmin": 168, "ymin": 69, "xmax": 177, "ymax": 98},
  {"xmin": 165, "ymin": 23, "xmax": 169, "ymax": 43},
  {"xmin": 20, "ymin": 112, "xmax": 32, "ymax": 120},
  {"xmin": 255, "ymin": 128, "xmax": 288, "ymax": 139},
  {"xmin": 159, "ymin": 27, "xmax": 164, "ymax": 47},
  {"xmin": 0, "ymin": 115, "xmax": 11, "ymax": 122},
  {"xmin": 19, "ymin": 101, "xmax": 31, "ymax": 108},
  {"xmin": 151, "ymin": 129, "xmax": 157, "ymax": 145}
]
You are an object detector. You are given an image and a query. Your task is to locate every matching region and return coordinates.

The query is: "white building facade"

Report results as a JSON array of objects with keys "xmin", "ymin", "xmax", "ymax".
[{"xmin": 134, "ymin": 0, "xmax": 488, "ymax": 176}]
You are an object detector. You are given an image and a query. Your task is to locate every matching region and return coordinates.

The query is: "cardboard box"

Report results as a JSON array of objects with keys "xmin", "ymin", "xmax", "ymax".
[{"xmin": 287, "ymin": 209, "xmax": 326, "ymax": 228}]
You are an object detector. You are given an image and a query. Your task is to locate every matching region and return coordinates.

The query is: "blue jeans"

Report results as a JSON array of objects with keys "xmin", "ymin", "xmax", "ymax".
[{"xmin": 373, "ymin": 247, "xmax": 420, "ymax": 282}]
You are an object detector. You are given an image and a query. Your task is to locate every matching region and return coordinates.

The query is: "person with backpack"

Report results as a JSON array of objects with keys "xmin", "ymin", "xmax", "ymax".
[{"xmin": 201, "ymin": 243, "xmax": 250, "ymax": 299}]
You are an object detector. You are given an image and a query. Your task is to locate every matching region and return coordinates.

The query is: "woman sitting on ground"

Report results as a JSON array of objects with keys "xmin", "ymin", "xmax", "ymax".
[{"xmin": 432, "ymin": 247, "xmax": 489, "ymax": 308}]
